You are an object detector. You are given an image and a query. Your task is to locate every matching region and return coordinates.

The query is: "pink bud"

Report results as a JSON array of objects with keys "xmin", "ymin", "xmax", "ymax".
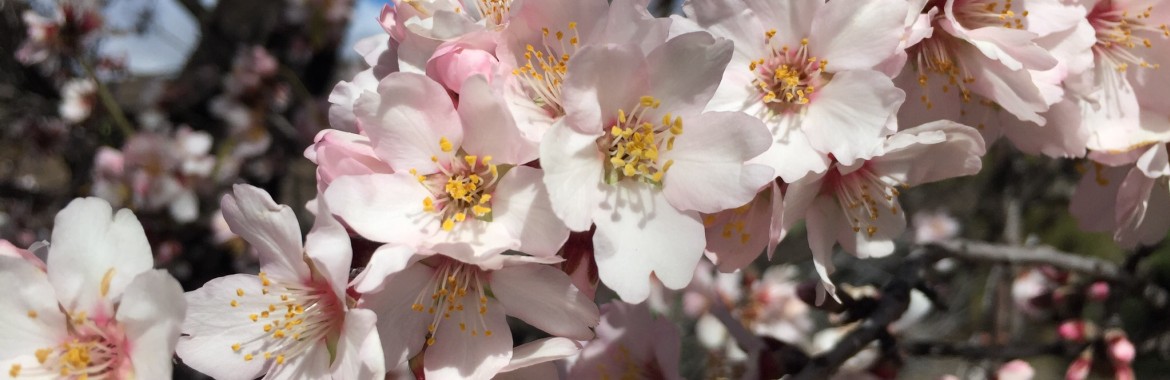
[
  {"xmin": 1058, "ymin": 320, "xmax": 1086, "ymax": 342},
  {"xmin": 307, "ymin": 130, "xmax": 391, "ymax": 192},
  {"xmin": 996, "ymin": 359, "xmax": 1034, "ymax": 380},
  {"xmin": 426, "ymin": 42, "xmax": 498, "ymax": 94},
  {"xmin": 1089, "ymin": 282, "xmax": 1110, "ymax": 301},
  {"xmin": 1065, "ymin": 355, "xmax": 1091, "ymax": 380},
  {"xmin": 1108, "ymin": 335, "xmax": 1136, "ymax": 364}
]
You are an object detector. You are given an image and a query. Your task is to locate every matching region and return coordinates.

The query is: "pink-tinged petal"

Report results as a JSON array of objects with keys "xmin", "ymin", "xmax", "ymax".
[
  {"xmin": 803, "ymin": 70, "xmax": 905, "ymax": 165},
  {"xmin": 356, "ymin": 72, "xmax": 463, "ymax": 174},
  {"xmin": 423, "ymin": 298, "xmax": 512, "ymax": 380},
  {"xmin": 0, "ymin": 240, "xmax": 45, "ymax": 270},
  {"xmin": 751, "ymin": 119, "xmax": 831, "ymax": 182},
  {"xmin": 324, "ymin": 173, "xmax": 439, "ymax": 248},
  {"xmin": 680, "ymin": 0, "xmax": 765, "ymax": 61},
  {"xmin": 705, "ymin": 188, "xmax": 774, "ymax": 272},
  {"xmin": 499, "ymin": 337, "xmax": 582, "ymax": 373},
  {"xmin": 805, "ymin": 195, "xmax": 844, "ymax": 304},
  {"xmin": 501, "ymin": 77, "xmax": 559, "ymax": 145},
  {"xmin": 459, "ymin": 75, "xmax": 539, "ymax": 165},
  {"xmin": 540, "ymin": 121, "xmax": 606, "ymax": 231},
  {"xmin": 594, "ymin": 0, "xmax": 671, "ymax": 53},
  {"xmin": 1003, "ymin": 99, "xmax": 1089, "ymax": 158},
  {"xmin": 1115, "ymin": 169, "xmax": 1170, "ymax": 248},
  {"xmin": 221, "ymin": 185, "xmax": 310, "ymax": 282},
  {"xmin": 647, "ymin": 32, "xmax": 734, "ymax": 114},
  {"xmin": 496, "ymin": 362, "xmax": 558, "ymax": 380},
  {"xmin": 260, "ymin": 342, "xmax": 330, "ymax": 380},
  {"xmin": 781, "ymin": 172, "xmax": 825, "ymax": 234},
  {"xmin": 330, "ymin": 309, "xmax": 385, "ymax": 380},
  {"xmin": 1137, "ymin": 144, "xmax": 1170, "ymax": 178},
  {"xmin": 48, "ymin": 197, "xmax": 153, "ymax": 316},
  {"xmin": 766, "ymin": 181, "xmax": 787, "ymax": 256},
  {"xmin": 947, "ymin": 22, "xmax": 1058, "ymax": 72},
  {"xmin": 429, "ymin": 218, "xmax": 517, "ymax": 263},
  {"xmin": 955, "ymin": 42, "xmax": 1050, "ymax": 124},
  {"xmin": 0, "ymin": 257, "xmax": 66, "ymax": 357},
  {"xmin": 660, "ymin": 111, "xmax": 774, "ymax": 213},
  {"xmin": 352, "ymin": 245, "xmax": 426, "ymax": 294},
  {"xmin": 502, "ymin": 0, "xmax": 608, "ymax": 70},
  {"xmin": 743, "ymin": 0, "xmax": 822, "ymax": 49},
  {"xmin": 357, "ymin": 263, "xmax": 434, "ymax": 371},
  {"xmin": 491, "ymin": 263, "xmax": 600, "ymax": 340},
  {"xmin": 1081, "ymin": 69, "xmax": 1144, "ymax": 152},
  {"xmin": 490, "ymin": 166, "xmax": 570, "ymax": 257},
  {"xmin": 593, "ymin": 182, "xmax": 706, "ymax": 302},
  {"xmin": 562, "ymin": 44, "xmax": 650, "ymax": 134},
  {"xmin": 176, "ymin": 275, "xmax": 273, "ymax": 380},
  {"xmin": 308, "ymin": 130, "xmax": 394, "ymax": 192},
  {"xmin": 874, "ymin": 121, "xmax": 987, "ymax": 186},
  {"xmin": 117, "ymin": 270, "xmax": 186, "ymax": 380},
  {"xmin": 809, "ymin": 0, "xmax": 908, "ymax": 71},
  {"xmin": 568, "ymin": 301, "xmax": 683, "ymax": 380},
  {"xmin": 304, "ymin": 196, "xmax": 351, "ymax": 303},
  {"xmin": 1070, "ymin": 164, "xmax": 1128, "ymax": 233},
  {"xmin": 425, "ymin": 33, "xmax": 498, "ymax": 94}
]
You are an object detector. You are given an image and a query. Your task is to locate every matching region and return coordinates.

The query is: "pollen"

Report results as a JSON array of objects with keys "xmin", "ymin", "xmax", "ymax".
[
  {"xmin": 600, "ymin": 97, "xmax": 680, "ymax": 184},
  {"xmin": 99, "ymin": 268, "xmax": 115, "ymax": 297},
  {"xmin": 439, "ymin": 137, "xmax": 454, "ymax": 153},
  {"xmin": 27, "ymin": 310, "xmax": 36, "ymax": 319}
]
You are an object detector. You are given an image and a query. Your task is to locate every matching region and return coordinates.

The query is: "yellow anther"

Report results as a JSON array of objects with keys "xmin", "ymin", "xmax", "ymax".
[
  {"xmin": 439, "ymin": 137, "xmax": 454, "ymax": 153},
  {"xmin": 472, "ymin": 205, "xmax": 491, "ymax": 216},
  {"xmin": 264, "ymin": 352, "xmax": 273, "ymax": 360},
  {"xmin": 236, "ymin": 288, "xmax": 245, "ymax": 297},
  {"xmin": 423, "ymin": 197, "xmax": 436, "ymax": 212},
  {"xmin": 263, "ymin": 324, "xmax": 272, "ymax": 332},
  {"xmin": 244, "ymin": 354, "xmax": 254, "ymax": 361},
  {"xmin": 442, "ymin": 219, "xmax": 455, "ymax": 231},
  {"xmin": 618, "ymin": 109, "xmax": 627, "ymax": 123},
  {"xmin": 569, "ymin": 22, "xmax": 577, "ymax": 29},
  {"xmin": 232, "ymin": 343, "xmax": 242, "ymax": 352},
  {"xmin": 464, "ymin": 155, "xmax": 478, "ymax": 167},
  {"xmin": 454, "ymin": 212, "xmax": 467, "ymax": 222},
  {"xmin": 230, "ymin": 300, "xmax": 239, "ymax": 308},
  {"xmin": 427, "ymin": 337, "xmax": 436, "ymax": 346},
  {"xmin": 27, "ymin": 310, "xmax": 36, "ymax": 319},
  {"xmin": 100, "ymin": 268, "xmax": 115, "ymax": 297},
  {"xmin": 9, "ymin": 364, "xmax": 20, "ymax": 378},
  {"xmin": 479, "ymin": 194, "xmax": 492, "ymax": 204},
  {"xmin": 276, "ymin": 355, "xmax": 285, "ymax": 365},
  {"xmin": 249, "ymin": 314, "xmax": 259, "ymax": 322}
]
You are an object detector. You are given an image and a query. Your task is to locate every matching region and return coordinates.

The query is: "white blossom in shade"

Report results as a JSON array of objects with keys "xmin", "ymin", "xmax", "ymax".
[
  {"xmin": 59, "ymin": 78, "xmax": 96, "ymax": 124},
  {"xmin": 748, "ymin": 266, "xmax": 813, "ymax": 346},
  {"xmin": 911, "ymin": 209, "xmax": 961, "ymax": 243},
  {"xmin": 1070, "ymin": 147, "xmax": 1170, "ymax": 248},
  {"xmin": 176, "ymin": 185, "xmax": 384, "ymax": 380},
  {"xmin": 325, "ymin": 72, "xmax": 569, "ymax": 261},
  {"xmin": 354, "ymin": 250, "xmax": 597, "ymax": 380},
  {"xmin": 0, "ymin": 198, "xmax": 185, "ymax": 380},
  {"xmin": 540, "ymin": 31, "xmax": 774, "ymax": 302},
  {"xmin": 783, "ymin": 121, "xmax": 986, "ymax": 302},
  {"xmin": 676, "ymin": 0, "xmax": 910, "ymax": 182},
  {"xmin": 567, "ymin": 301, "xmax": 683, "ymax": 380},
  {"xmin": 702, "ymin": 182, "xmax": 785, "ymax": 272}
]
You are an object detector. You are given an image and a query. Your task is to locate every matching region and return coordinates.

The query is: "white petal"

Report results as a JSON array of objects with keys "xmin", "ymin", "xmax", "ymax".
[
  {"xmin": 324, "ymin": 173, "xmax": 439, "ymax": 248},
  {"xmin": 540, "ymin": 121, "xmax": 606, "ymax": 231},
  {"xmin": 304, "ymin": 196, "xmax": 352, "ymax": 303},
  {"xmin": 874, "ymin": 121, "xmax": 987, "ymax": 186},
  {"xmin": 357, "ymin": 72, "xmax": 463, "ymax": 174},
  {"xmin": 330, "ymin": 309, "xmax": 385, "ymax": 380},
  {"xmin": 0, "ymin": 257, "xmax": 67, "ymax": 358},
  {"xmin": 176, "ymin": 275, "xmax": 273, "ymax": 380},
  {"xmin": 562, "ymin": 44, "xmax": 650, "ymax": 135},
  {"xmin": 423, "ymin": 298, "xmax": 512, "ymax": 380},
  {"xmin": 647, "ymin": 32, "xmax": 733, "ymax": 112},
  {"xmin": 357, "ymin": 263, "xmax": 434, "ymax": 371},
  {"xmin": 660, "ymin": 111, "xmax": 774, "ymax": 213},
  {"xmin": 805, "ymin": 195, "xmax": 844, "ymax": 304},
  {"xmin": 592, "ymin": 182, "xmax": 705, "ymax": 302},
  {"xmin": 221, "ymin": 185, "xmax": 310, "ymax": 283},
  {"xmin": 352, "ymin": 245, "xmax": 425, "ymax": 294},
  {"xmin": 490, "ymin": 166, "xmax": 570, "ymax": 257},
  {"xmin": 48, "ymin": 197, "xmax": 153, "ymax": 316},
  {"xmin": 803, "ymin": 70, "xmax": 904, "ymax": 165},
  {"xmin": 500, "ymin": 337, "xmax": 582, "ymax": 373},
  {"xmin": 491, "ymin": 264, "xmax": 599, "ymax": 340},
  {"xmin": 117, "ymin": 270, "xmax": 186, "ymax": 380},
  {"xmin": 458, "ymin": 75, "xmax": 539, "ymax": 165},
  {"xmin": 809, "ymin": 0, "xmax": 908, "ymax": 71}
]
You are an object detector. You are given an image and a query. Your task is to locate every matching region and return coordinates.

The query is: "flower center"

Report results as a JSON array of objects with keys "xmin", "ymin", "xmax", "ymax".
[
  {"xmin": 511, "ymin": 22, "xmax": 580, "ymax": 117},
  {"xmin": 749, "ymin": 35, "xmax": 827, "ymax": 116},
  {"xmin": 409, "ymin": 259, "xmax": 493, "ymax": 345},
  {"xmin": 414, "ymin": 138, "xmax": 500, "ymax": 231},
  {"xmin": 468, "ymin": 0, "xmax": 514, "ymax": 27},
  {"xmin": 1089, "ymin": 2, "xmax": 1167, "ymax": 72},
  {"xmin": 949, "ymin": 0, "xmax": 1028, "ymax": 30},
  {"xmin": 599, "ymin": 96, "xmax": 681, "ymax": 184},
  {"xmin": 703, "ymin": 202, "xmax": 755, "ymax": 245},
  {"xmin": 825, "ymin": 165, "xmax": 903, "ymax": 238},
  {"xmin": 226, "ymin": 272, "xmax": 343, "ymax": 367},
  {"xmin": 12, "ymin": 311, "xmax": 124, "ymax": 380}
]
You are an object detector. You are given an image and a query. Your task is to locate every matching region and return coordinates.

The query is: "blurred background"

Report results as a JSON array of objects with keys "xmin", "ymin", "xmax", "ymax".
[{"xmin": 2, "ymin": 0, "xmax": 1170, "ymax": 379}]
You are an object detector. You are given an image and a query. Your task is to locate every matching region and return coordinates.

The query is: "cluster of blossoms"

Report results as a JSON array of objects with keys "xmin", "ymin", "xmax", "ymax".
[{"xmin": 7, "ymin": 0, "xmax": 1170, "ymax": 377}]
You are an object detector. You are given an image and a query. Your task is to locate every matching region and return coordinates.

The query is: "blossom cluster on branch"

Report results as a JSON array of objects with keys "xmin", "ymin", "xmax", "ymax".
[{"xmin": 4, "ymin": 0, "xmax": 1170, "ymax": 378}]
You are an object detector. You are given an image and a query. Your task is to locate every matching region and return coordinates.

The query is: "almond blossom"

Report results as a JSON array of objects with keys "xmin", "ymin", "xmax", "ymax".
[
  {"xmin": 91, "ymin": 126, "xmax": 215, "ymax": 223},
  {"xmin": 177, "ymin": 185, "xmax": 384, "ymax": 379},
  {"xmin": 354, "ymin": 250, "xmax": 598, "ymax": 379},
  {"xmin": 566, "ymin": 301, "xmax": 682, "ymax": 380},
  {"xmin": 783, "ymin": 121, "xmax": 986, "ymax": 300},
  {"xmin": 325, "ymin": 72, "xmax": 568, "ymax": 261},
  {"xmin": 677, "ymin": 0, "xmax": 910, "ymax": 182},
  {"xmin": 1070, "ymin": 147, "xmax": 1170, "ymax": 248},
  {"xmin": 540, "ymin": 32, "xmax": 774, "ymax": 302},
  {"xmin": 0, "ymin": 198, "xmax": 185, "ymax": 379}
]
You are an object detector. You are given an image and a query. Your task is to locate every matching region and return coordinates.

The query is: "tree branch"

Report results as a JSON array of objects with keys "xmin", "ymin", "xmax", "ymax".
[
  {"xmin": 904, "ymin": 341, "xmax": 1089, "ymax": 359},
  {"xmin": 926, "ymin": 240, "xmax": 1125, "ymax": 283}
]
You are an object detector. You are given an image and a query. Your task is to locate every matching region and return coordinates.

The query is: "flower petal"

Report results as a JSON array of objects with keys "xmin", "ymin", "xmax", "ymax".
[
  {"xmin": 221, "ymin": 185, "xmax": 309, "ymax": 283},
  {"xmin": 803, "ymin": 70, "xmax": 904, "ymax": 165},
  {"xmin": 562, "ymin": 44, "xmax": 650, "ymax": 135},
  {"xmin": 357, "ymin": 263, "xmax": 434, "ymax": 371},
  {"xmin": 424, "ymin": 298, "xmax": 512, "ymax": 380},
  {"xmin": 304, "ymin": 196, "xmax": 352, "ymax": 303},
  {"xmin": 176, "ymin": 275, "xmax": 273, "ymax": 380},
  {"xmin": 499, "ymin": 337, "xmax": 583, "ymax": 373},
  {"xmin": 490, "ymin": 166, "xmax": 570, "ymax": 257},
  {"xmin": 491, "ymin": 263, "xmax": 599, "ymax": 340},
  {"xmin": 47, "ymin": 197, "xmax": 153, "ymax": 316},
  {"xmin": 330, "ymin": 309, "xmax": 385, "ymax": 380},
  {"xmin": 324, "ymin": 173, "xmax": 439, "ymax": 248},
  {"xmin": 809, "ymin": 0, "xmax": 908, "ymax": 71},
  {"xmin": 0, "ymin": 257, "xmax": 66, "ymax": 358},
  {"xmin": 660, "ymin": 111, "xmax": 774, "ymax": 213},
  {"xmin": 647, "ymin": 32, "xmax": 733, "ymax": 113},
  {"xmin": 458, "ymin": 75, "xmax": 539, "ymax": 165},
  {"xmin": 117, "ymin": 270, "xmax": 186, "ymax": 380},
  {"xmin": 540, "ymin": 121, "xmax": 606, "ymax": 231},
  {"xmin": 873, "ymin": 120, "xmax": 987, "ymax": 186},
  {"xmin": 357, "ymin": 72, "xmax": 463, "ymax": 174}
]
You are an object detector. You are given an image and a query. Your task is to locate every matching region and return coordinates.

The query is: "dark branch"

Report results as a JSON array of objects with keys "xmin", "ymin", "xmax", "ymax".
[
  {"xmin": 904, "ymin": 341, "xmax": 1089, "ymax": 359},
  {"xmin": 926, "ymin": 240, "xmax": 1125, "ymax": 282}
]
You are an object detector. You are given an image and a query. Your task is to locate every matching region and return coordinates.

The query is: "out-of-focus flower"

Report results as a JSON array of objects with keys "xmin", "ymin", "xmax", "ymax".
[
  {"xmin": 1065, "ymin": 350, "xmax": 1092, "ymax": 380},
  {"xmin": 92, "ymin": 126, "xmax": 215, "ymax": 223},
  {"xmin": 1058, "ymin": 319, "xmax": 1094, "ymax": 342},
  {"xmin": 0, "ymin": 198, "xmax": 185, "ymax": 379},
  {"xmin": 540, "ymin": 32, "xmax": 773, "ymax": 302},
  {"xmin": 912, "ymin": 210, "xmax": 960, "ymax": 244},
  {"xmin": 58, "ymin": 78, "xmax": 96, "ymax": 123},
  {"xmin": 1107, "ymin": 330, "xmax": 1136, "ymax": 365},
  {"xmin": 0, "ymin": 239, "xmax": 45, "ymax": 271},
  {"xmin": 177, "ymin": 185, "xmax": 385, "ymax": 379},
  {"xmin": 567, "ymin": 301, "xmax": 683, "ymax": 380},
  {"xmin": 355, "ymin": 250, "xmax": 597, "ymax": 379},
  {"xmin": 17, "ymin": 3, "xmax": 103, "ymax": 68},
  {"xmin": 1070, "ymin": 151, "xmax": 1170, "ymax": 248},
  {"xmin": 996, "ymin": 359, "xmax": 1035, "ymax": 380},
  {"xmin": 748, "ymin": 266, "xmax": 813, "ymax": 346},
  {"xmin": 784, "ymin": 121, "xmax": 986, "ymax": 301},
  {"xmin": 325, "ymin": 72, "xmax": 568, "ymax": 261},
  {"xmin": 1012, "ymin": 267, "xmax": 1059, "ymax": 317}
]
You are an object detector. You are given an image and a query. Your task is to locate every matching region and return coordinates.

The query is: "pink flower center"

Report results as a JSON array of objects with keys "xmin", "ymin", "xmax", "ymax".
[
  {"xmin": 226, "ymin": 272, "xmax": 344, "ymax": 367},
  {"xmin": 1089, "ymin": 1, "xmax": 1168, "ymax": 72},
  {"xmin": 823, "ymin": 164, "xmax": 903, "ymax": 237},
  {"xmin": 413, "ymin": 138, "xmax": 500, "ymax": 231},
  {"xmin": 948, "ymin": 0, "xmax": 1027, "ymax": 30},
  {"xmin": 511, "ymin": 22, "xmax": 581, "ymax": 117},
  {"xmin": 466, "ymin": 0, "xmax": 514, "ymax": 27},
  {"xmin": 409, "ymin": 259, "xmax": 494, "ymax": 345},
  {"xmin": 598, "ymin": 96, "xmax": 682, "ymax": 184},
  {"xmin": 12, "ymin": 310, "xmax": 126, "ymax": 379},
  {"xmin": 748, "ymin": 35, "xmax": 827, "ymax": 115}
]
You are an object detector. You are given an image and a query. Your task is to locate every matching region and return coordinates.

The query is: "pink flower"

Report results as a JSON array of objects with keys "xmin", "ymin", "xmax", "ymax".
[
  {"xmin": 96, "ymin": 126, "xmax": 215, "ymax": 223},
  {"xmin": 784, "ymin": 121, "xmax": 986, "ymax": 301},
  {"xmin": 540, "ymin": 32, "xmax": 774, "ymax": 302},
  {"xmin": 702, "ymin": 182, "xmax": 786, "ymax": 272},
  {"xmin": 681, "ymin": 0, "xmax": 910, "ymax": 182},
  {"xmin": 912, "ymin": 209, "xmax": 961, "ymax": 243},
  {"xmin": 355, "ymin": 251, "xmax": 598, "ymax": 379},
  {"xmin": 0, "ymin": 198, "xmax": 185, "ymax": 379},
  {"xmin": 750, "ymin": 266, "xmax": 813, "ymax": 345},
  {"xmin": 426, "ymin": 32, "xmax": 499, "ymax": 93},
  {"xmin": 177, "ymin": 185, "xmax": 385, "ymax": 379},
  {"xmin": 59, "ymin": 78, "xmax": 96, "ymax": 124},
  {"xmin": 304, "ymin": 129, "xmax": 393, "ymax": 194},
  {"xmin": 996, "ymin": 359, "xmax": 1035, "ymax": 380},
  {"xmin": 567, "ymin": 301, "xmax": 683, "ymax": 380},
  {"xmin": 325, "ymin": 72, "xmax": 567, "ymax": 261}
]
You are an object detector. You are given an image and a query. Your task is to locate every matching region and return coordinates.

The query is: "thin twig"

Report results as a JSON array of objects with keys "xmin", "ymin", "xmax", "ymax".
[
  {"xmin": 925, "ymin": 240, "xmax": 1125, "ymax": 283},
  {"xmin": 81, "ymin": 61, "xmax": 134, "ymax": 138}
]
